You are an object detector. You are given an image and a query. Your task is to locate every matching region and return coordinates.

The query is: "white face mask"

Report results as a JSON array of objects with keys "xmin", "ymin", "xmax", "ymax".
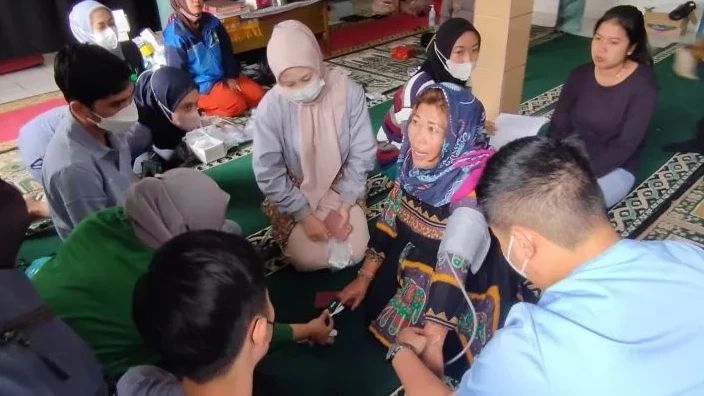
[
  {"xmin": 92, "ymin": 100, "xmax": 139, "ymax": 134},
  {"xmin": 434, "ymin": 43, "xmax": 475, "ymax": 81},
  {"xmin": 93, "ymin": 27, "xmax": 118, "ymax": 51},
  {"xmin": 505, "ymin": 235, "xmax": 529, "ymax": 278},
  {"xmin": 279, "ymin": 78, "xmax": 325, "ymax": 104}
]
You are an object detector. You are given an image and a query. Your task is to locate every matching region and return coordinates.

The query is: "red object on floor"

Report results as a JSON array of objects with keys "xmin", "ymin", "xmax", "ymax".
[
  {"xmin": 391, "ymin": 45, "xmax": 417, "ymax": 60},
  {"xmin": 329, "ymin": 14, "xmax": 428, "ymax": 54},
  {"xmin": 0, "ymin": 55, "xmax": 44, "ymax": 75},
  {"xmin": 0, "ymin": 98, "xmax": 66, "ymax": 143}
]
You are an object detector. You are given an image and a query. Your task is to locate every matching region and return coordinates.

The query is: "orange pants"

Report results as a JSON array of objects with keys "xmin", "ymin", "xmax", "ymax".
[{"xmin": 198, "ymin": 76, "xmax": 264, "ymax": 117}]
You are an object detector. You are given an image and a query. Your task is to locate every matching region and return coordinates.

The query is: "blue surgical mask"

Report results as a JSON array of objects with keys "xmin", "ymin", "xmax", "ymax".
[{"xmin": 505, "ymin": 235, "xmax": 529, "ymax": 277}]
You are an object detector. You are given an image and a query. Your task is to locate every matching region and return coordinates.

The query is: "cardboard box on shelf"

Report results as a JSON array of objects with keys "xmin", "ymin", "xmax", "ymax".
[{"xmin": 644, "ymin": 10, "xmax": 689, "ymax": 38}]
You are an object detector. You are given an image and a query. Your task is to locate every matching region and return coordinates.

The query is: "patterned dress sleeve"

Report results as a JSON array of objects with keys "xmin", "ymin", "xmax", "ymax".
[
  {"xmin": 366, "ymin": 184, "xmax": 403, "ymax": 264},
  {"xmin": 424, "ymin": 207, "xmax": 491, "ymax": 330}
]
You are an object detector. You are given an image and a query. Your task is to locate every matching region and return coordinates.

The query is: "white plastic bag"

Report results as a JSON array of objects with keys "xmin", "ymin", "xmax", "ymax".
[{"xmin": 328, "ymin": 240, "xmax": 353, "ymax": 270}]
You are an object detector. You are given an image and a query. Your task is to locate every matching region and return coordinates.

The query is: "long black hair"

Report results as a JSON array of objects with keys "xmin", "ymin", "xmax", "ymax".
[{"xmin": 594, "ymin": 5, "xmax": 653, "ymax": 66}]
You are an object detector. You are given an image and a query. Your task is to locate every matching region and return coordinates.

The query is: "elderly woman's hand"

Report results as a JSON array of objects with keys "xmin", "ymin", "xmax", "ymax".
[
  {"xmin": 338, "ymin": 275, "xmax": 371, "ymax": 310},
  {"xmin": 484, "ymin": 120, "xmax": 497, "ymax": 135}
]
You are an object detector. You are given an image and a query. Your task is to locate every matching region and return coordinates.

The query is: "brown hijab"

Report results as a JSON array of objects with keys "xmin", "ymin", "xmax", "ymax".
[
  {"xmin": 124, "ymin": 169, "xmax": 230, "ymax": 249},
  {"xmin": 170, "ymin": 0, "xmax": 202, "ymax": 32}
]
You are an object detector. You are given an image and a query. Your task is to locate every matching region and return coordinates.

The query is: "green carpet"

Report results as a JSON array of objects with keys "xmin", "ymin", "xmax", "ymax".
[
  {"xmin": 258, "ymin": 265, "xmax": 398, "ymax": 396},
  {"xmin": 637, "ymin": 55, "xmax": 704, "ymax": 181},
  {"xmin": 523, "ymin": 34, "xmax": 591, "ymax": 100}
]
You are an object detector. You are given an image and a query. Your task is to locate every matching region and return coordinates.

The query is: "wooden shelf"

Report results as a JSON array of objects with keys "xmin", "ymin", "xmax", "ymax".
[{"xmin": 222, "ymin": 1, "xmax": 330, "ymax": 54}]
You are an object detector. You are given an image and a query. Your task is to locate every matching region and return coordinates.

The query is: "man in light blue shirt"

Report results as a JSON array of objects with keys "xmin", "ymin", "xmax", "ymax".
[
  {"xmin": 388, "ymin": 136, "xmax": 704, "ymax": 395},
  {"xmin": 44, "ymin": 44, "xmax": 148, "ymax": 239},
  {"xmin": 18, "ymin": 105, "xmax": 149, "ymax": 184}
]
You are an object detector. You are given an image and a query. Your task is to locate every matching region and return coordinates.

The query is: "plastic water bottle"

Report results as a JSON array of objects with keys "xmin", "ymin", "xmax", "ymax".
[{"xmin": 429, "ymin": 5, "xmax": 436, "ymax": 30}]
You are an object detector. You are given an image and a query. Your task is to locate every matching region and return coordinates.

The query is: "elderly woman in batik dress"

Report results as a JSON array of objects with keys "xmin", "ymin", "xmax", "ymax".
[{"xmin": 339, "ymin": 83, "xmax": 523, "ymax": 378}]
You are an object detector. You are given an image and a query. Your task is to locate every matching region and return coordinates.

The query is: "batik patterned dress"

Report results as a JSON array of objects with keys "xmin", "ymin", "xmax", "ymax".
[{"xmin": 364, "ymin": 183, "xmax": 519, "ymax": 367}]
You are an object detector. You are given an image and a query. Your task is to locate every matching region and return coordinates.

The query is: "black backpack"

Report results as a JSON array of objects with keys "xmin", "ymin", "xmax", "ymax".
[{"xmin": 0, "ymin": 304, "xmax": 107, "ymax": 396}]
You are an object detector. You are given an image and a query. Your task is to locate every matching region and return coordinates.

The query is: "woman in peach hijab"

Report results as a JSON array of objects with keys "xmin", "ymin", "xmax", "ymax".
[{"xmin": 251, "ymin": 20, "xmax": 376, "ymax": 271}]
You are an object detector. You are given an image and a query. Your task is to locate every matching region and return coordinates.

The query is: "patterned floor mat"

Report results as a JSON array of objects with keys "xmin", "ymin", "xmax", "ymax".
[
  {"xmin": 328, "ymin": 47, "xmax": 426, "ymax": 84},
  {"xmin": 638, "ymin": 170, "xmax": 704, "ymax": 248},
  {"xmin": 0, "ymin": 148, "xmax": 53, "ymax": 234},
  {"xmin": 609, "ymin": 153, "xmax": 704, "ymax": 238}
]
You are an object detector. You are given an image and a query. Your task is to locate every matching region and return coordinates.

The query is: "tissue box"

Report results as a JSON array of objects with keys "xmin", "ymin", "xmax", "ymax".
[
  {"xmin": 184, "ymin": 131, "xmax": 227, "ymax": 164},
  {"xmin": 644, "ymin": 10, "xmax": 689, "ymax": 38}
]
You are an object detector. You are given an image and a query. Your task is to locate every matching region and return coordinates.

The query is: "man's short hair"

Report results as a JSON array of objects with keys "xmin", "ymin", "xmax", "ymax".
[
  {"xmin": 54, "ymin": 43, "xmax": 132, "ymax": 106},
  {"xmin": 133, "ymin": 231, "xmax": 268, "ymax": 383},
  {"xmin": 476, "ymin": 136, "xmax": 607, "ymax": 248}
]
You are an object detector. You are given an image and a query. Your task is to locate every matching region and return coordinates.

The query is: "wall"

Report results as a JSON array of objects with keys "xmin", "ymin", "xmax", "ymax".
[{"xmin": 155, "ymin": 0, "xmax": 173, "ymax": 30}]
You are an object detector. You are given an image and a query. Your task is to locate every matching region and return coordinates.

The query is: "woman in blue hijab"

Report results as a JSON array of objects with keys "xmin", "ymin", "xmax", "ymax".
[{"xmin": 340, "ymin": 83, "xmax": 525, "ymax": 379}]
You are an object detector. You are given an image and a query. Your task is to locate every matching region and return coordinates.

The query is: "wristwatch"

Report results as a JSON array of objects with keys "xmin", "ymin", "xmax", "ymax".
[{"xmin": 385, "ymin": 341, "xmax": 418, "ymax": 362}]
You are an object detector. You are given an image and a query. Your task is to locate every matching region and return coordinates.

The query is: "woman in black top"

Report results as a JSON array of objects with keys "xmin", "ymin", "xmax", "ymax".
[
  {"xmin": 550, "ymin": 5, "xmax": 657, "ymax": 207},
  {"xmin": 69, "ymin": 0, "xmax": 145, "ymax": 75}
]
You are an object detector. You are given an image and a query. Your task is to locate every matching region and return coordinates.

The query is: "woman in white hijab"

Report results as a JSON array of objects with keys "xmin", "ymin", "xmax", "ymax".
[{"xmin": 68, "ymin": 0, "xmax": 145, "ymax": 74}]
